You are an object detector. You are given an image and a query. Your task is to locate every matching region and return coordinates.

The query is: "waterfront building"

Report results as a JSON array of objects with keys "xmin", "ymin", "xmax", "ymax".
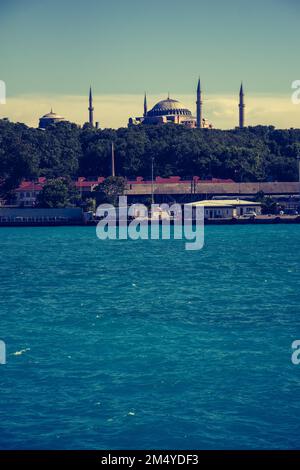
[
  {"xmin": 186, "ymin": 199, "xmax": 261, "ymax": 219},
  {"xmin": 0, "ymin": 207, "xmax": 83, "ymax": 224},
  {"xmin": 14, "ymin": 177, "xmax": 105, "ymax": 207},
  {"xmin": 13, "ymin": 177, "xmax": 300, "ymax": 208},
  {"xmin": 15, "ymin": 178, "xmax": 46, "ymax": 206}
]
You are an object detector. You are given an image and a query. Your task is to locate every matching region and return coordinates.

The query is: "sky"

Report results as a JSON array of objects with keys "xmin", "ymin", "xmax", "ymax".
[{"xmin": 0, "ymin": 0, "xmax": 300, "ymax": 128}]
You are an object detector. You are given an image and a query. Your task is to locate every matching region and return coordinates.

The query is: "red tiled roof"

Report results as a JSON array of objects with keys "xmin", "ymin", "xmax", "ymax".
[
  {"xmin": 200, "ymin": 178, "xmax": 234, "ymax": 184},
  {"xmin": 15, "ymin": 176, "xmax": 235, "ymax": 192},
  {"xmin": 127, "ymin": 176, "xmax": 234, "ymax": 185},
  {"xmin": 75, "ymin": 181, "xmax": 97, "ymax": 188},
  {"xmin": 15, "ymin": 182, "xmax": 43, "ymax": 192},
  {"xmin": 75, "ymin": 177, "xmax": 105, "ymax": 188}
]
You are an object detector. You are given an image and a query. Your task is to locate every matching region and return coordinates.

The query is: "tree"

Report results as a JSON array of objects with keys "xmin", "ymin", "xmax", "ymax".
[
  {"xmin": 83, "ymin": 197, "xmax": 96, "ymax": 212},
  {"xmin": 2, "ymin": 119, "xmax": 300, "ymax": 187},
  {"xmin": 0, "ymin": 121, "xmax": 39, "ymax": 196},
  {"xmin": 97, "ymin": 176, "xmax": 126, "ymax": 205},
  {"xmin": 37, "ymin": 178, "xmax": 79, "ymax": 208},
  {"xmin": 39, "ymin": 122, "xmax": 81, "ymax": 177},
  {"xmin": 255, "ymin": 191, "xmax": 278, "ymax": 215}
]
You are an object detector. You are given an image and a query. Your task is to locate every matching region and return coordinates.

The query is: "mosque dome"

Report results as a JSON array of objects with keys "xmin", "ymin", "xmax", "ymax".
[
  {"xmin": 147, "ymin": 97, "xmax": 192, "ymax": 117},
  {"xmin": 39, "ymin": 109, "xmax": 65, "ymax": 129},
  {"xmin": 40, "ymin": 110, "xmax": 64, "ymax": 121}
]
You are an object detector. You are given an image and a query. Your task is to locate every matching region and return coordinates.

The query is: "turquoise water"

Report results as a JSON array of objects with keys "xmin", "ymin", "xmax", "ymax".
[{"xmin": 0, "ymin": 225, "xmax": 300, "ymax": 450}]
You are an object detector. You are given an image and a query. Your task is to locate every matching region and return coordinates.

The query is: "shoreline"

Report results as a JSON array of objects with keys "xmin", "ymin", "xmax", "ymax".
[{"xmin": 0, "ymin": 215, "xmax": 300, "ymax": 227}]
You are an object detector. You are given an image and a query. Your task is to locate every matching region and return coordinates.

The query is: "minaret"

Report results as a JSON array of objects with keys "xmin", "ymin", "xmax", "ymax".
[
  {"xmin": 239, "ymin": 82, "xmax": 245, "ymax": 129},
  {"xmin": 196, "ymin": 78, "xmax": 203, "ymax": 129},
  {"xmin": 111, "ymin": 142, "xmax": 115, "ymax": 177},
  {"xmin": 89, "ymin": 86, "xmax": 94, "ymax": 127},
  {"xmin": 144, "ymin": 92, "xmax": 148, "ymax": 117}
]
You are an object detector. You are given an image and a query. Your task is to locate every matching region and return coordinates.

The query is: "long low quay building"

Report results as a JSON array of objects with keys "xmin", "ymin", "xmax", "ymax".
[
  {"xmin": 125, "ymin": 180, "xmax": 300, "ymax": 201},
  {"xmin": 12, "ymin": 177, "xmax": 300, "ymax": 208}
]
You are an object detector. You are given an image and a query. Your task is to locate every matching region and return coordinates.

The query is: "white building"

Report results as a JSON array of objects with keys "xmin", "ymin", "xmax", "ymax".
[
  {"xmin": 14, "ymin": 179, "xmax": 45, "ymax": 207},
  {"xmin": 186, "ymin": 199, "xmax": 261, "ymax": 219}
]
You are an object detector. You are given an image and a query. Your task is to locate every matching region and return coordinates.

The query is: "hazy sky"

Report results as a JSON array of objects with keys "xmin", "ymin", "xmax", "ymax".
[{"xmin": 0, "ymin": 0, "xmax": 300, "ymax": 128}]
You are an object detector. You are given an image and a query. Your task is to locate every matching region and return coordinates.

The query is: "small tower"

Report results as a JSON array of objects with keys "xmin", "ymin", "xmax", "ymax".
[
  {"xmin": 196, "ymin": 78, "xmax": 203, "ymax": 129},
  {"xmin": 111, "ymin": 142, "xmax": 115, "ymax": 177},
  {"xmin": 89, "ymin": 86, "xmax": 94, "ymax": 127},
  {"xmin": 144, "ymin": 92, "xmax": 148, "ymax": 117},
  {"xmin": 239, "ymin": 83, "xmax": 245, "ymax": 129}
]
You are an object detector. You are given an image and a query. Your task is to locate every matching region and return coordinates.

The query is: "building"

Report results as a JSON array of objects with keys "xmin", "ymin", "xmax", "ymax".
[
  {"xmin": 0, "ymin": 207, "xmax": 83, "ymax": 225},
  {"xmin": 129, "ymin": 79, "xmax": 213, "ymax": 128},
  {"xmin": 15, "ymin": 178, "xmax": 46, "ymax": 206},
  {"xmin": 186, "ymin": 199, "xmax": 261, "ymax": 219},
  {"xmin": 129, "ymin": 80, "xmax": 246, "ymax": 129},
  {"xmin": 37, "ymin": 82, "xmax": 244, "ymax": 130},
  {"xmin": 39, "ymin": 109, "xmax": 66, "ymax": 129},
  {"xmin": 129, "ymin": 79, "xmax": 246, "ymax": 129},
  {"xmin": 129, "ymin": 86, "xmax": 212, "ymax": 128},
  {"xmin": 14, "ymin": 177, "xmax": 106, "ymax": 207},
  {"xmin": 75, "ymin": 177, "xmax": 104, "ymax": 197},
  {"xmin": 13, "ymin": 177, "xmax": 300, "ymax": 208},
  {"xmin": 39, "ymin": 89, "xmax": 100, "ymax": 130}
]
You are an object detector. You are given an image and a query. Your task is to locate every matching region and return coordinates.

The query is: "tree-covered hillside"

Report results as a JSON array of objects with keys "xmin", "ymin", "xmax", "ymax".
[{"xmin": 1, "ymin": 119, "xmax": 300, "ymax": 195}]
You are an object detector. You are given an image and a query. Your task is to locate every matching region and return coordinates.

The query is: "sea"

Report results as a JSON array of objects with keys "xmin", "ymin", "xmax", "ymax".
[{"xmin": 0, "ymin": 225, "xmax": 300, "ymax": 450}]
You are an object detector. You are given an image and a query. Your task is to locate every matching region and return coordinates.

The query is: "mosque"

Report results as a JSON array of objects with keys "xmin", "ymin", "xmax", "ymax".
[
  {"xmin": 129, "ymin": 80, "xmax": 245, "ymax": 129},
  {"xmin": 38, "ymin": 80, "xmax": 246, "ymax": 130},
  {"xmin": 39, "ymin": 109, "xmax": 65, "ymax": 129},
  {"xmin": 129, "ymin": 79, "xmax": 213, "ymax": 128}
]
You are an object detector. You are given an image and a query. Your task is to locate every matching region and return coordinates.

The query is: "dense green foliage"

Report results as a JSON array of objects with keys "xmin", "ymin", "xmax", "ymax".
[
  {"xmin": 37, "ymin": 178, "xmax": 79, "ymax": 208},
  {"xmin": 255, "ymin": 191, "xmax": 281, "ymax": 215},
  {"xmin": 97, "ymin": 176, "xmax": 126, "ymax": 206},
  {"xmin": 1, "ymin": 118, "xmax": 300, "ymax": 195}
]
